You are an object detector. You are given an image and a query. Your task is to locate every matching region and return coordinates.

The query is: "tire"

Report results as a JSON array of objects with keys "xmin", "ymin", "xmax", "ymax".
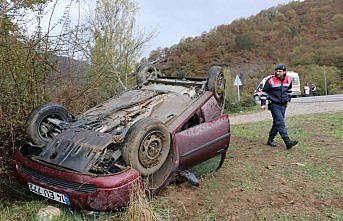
[
  {"xmin": 254, "ymin": 95, "xmax": 260, "ymax": 105},
  {"xmin": 26, "ymin": 103, "xmax": 72, "ymax": 147},
  {"xmin": 136, "ymin": 63, "xmax": 156, "ymax": 86},
  {"xmin": 207, "ymin": 66, "xmax": 225, "ymax": 105},
  {"xmin": 123, "ymin": 118, "xmax": 171, "ymax": 176}
]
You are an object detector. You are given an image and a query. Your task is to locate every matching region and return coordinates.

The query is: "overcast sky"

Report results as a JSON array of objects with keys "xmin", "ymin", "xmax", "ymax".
[
  {"xmin": 135, "ymin": 0, "xmax": 295, "ymax": 56},
  {"xmin": 33, "ymin": 0, "xmax": 295, "ymax": 57}
]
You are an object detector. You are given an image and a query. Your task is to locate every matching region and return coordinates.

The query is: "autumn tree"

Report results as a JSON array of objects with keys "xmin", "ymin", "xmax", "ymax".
[{"xmin": 86, "ymin": 0, "xmax": 153, "ymax": 101}]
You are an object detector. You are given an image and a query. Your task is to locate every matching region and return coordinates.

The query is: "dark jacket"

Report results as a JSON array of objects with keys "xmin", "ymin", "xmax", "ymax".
[{"xmin": 260, "ymin": 75, "xmax": 292, "ymax": 106}]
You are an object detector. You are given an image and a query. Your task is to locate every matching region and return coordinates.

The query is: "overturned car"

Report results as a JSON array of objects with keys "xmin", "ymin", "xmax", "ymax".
[{"xmin": 13, "ymin": 65, "xmax": 230, "ymax": 211}]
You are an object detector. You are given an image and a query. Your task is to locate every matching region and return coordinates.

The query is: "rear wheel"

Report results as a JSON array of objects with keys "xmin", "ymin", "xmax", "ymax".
[
  {"xmin": 123, "ymin": 118, "xmax": 171, "ymax": 176},
  {"xmin": 26, "ymin": 103, "xmax": 72, "ymax": 147},
  {"xmin": 207, "ymin": 66, "xmax": 225, "ymax": 107},
  {"xmin": 136, "ymin": 63, "xmax": 157, "ymax": 86}
]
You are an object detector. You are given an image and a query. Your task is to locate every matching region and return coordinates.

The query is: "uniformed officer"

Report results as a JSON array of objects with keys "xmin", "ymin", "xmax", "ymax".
[{"xmin": 261, "ymin": 64, "xmax": 298, "ymax": 150}]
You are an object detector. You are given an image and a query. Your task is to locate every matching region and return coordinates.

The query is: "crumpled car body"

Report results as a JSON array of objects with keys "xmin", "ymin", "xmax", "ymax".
[{"xmin": 13, "ymin": 69, "xmax": 230, "ymax": 211}]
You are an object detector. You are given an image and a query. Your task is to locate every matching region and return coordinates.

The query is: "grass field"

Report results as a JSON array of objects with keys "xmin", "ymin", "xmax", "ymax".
[{"xmin": 1, "ymin": 112, "xmax": 342, "ymax": 220}]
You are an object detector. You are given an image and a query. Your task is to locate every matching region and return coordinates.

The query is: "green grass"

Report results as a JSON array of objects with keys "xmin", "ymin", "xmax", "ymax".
[
  {"xmin": 150, "ymin": 198, "xmax": 172, "ymax": 221},
  {"xmin": 1, "ymin": 112, "xmax": 342, "ymax": 220},
  {"xmin": 200, "ymin": 208, "xmax": 217, "ymax": 221},
  {"xmin": 190, "ymin": 154, "xmax": 223, "ymax": 178},
  {"xmin": 0, "ymin": 201, "xmax": 43, "ymax": 221},
  {"xmin": 158, "ymin": 112, "xmax": 343, "ymax": 220},
  {"xmin": 226, "ymin": 103, "xmax": 261, "ymax": 115}
]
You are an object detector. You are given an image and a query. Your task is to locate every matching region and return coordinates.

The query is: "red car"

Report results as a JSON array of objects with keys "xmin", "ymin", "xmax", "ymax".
[{"xmin": 13, "ymin": 65, "xmax": 230, "ymax": 211}]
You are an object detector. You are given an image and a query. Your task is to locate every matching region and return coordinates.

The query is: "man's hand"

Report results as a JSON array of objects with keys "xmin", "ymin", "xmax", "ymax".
[{"xmin": 261, "ymin": 105, "xmax": 267, "ymax": 110}]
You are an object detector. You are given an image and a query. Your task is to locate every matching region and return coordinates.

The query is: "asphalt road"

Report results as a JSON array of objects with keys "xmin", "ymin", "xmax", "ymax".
[
  {"xmin": 230, "ymin": 94, "xmax": 343, "ymax": 125},
  {"xmin": 291, "ymin": 94, "xmax": 343, "ymax": 103}
]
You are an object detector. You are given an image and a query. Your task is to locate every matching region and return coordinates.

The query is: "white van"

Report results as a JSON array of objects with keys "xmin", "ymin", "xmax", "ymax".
[
  {"xmin": 287, "ymin": 71, "xmax": 301, "ymax": 97},
  {"xmin": 253, "ymin": 71, "xmax": 301, "ymax": 103}
]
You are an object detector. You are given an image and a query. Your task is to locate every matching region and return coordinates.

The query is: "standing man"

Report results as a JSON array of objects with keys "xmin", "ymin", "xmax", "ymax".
[
  {"xmin": 261, "ymin": 64, "xmax": 298, "ymax": 150},
  {"xmin": 304, "ymin": 82, "xmax": 310, "ymax": 97},
  {"xmin": 311, "ymin": 83, "xmax": 317, "ymax": 96}
]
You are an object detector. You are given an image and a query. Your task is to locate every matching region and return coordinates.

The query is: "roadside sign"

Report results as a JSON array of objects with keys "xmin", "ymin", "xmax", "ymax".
[
  {"xmin": 234, "ymin": 75, "xmax": 242, "ymax": 102},
  {"xmin": 234, "ymin": 75, "xmax": 242, "ymax": 86}
]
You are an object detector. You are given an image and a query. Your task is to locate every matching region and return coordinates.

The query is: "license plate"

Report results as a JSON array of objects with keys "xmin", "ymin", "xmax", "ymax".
[{"xmin": 28, "ymin": 182, "xmax": 70, "ymax": 205}]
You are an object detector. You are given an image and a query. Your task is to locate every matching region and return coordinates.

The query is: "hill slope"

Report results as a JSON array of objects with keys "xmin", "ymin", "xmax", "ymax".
[{"xmin": 149, "ymin": 0, "xmax": 342, "ymax": 95}]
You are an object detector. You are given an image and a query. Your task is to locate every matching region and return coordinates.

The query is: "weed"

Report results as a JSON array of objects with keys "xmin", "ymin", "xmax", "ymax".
[
  {"xmin": 124, "ymin": 181, "xmax": 161, "ymax": 221},
  {"xmin": 200, "ymin": 208, "xmax": 217, "ymax": 221}
]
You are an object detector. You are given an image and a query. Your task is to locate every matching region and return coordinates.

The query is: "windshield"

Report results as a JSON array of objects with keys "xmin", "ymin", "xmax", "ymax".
[
  {"xmin": 257, "ymin": 83, "xmax": 263, "ymax": 90},
  {"xmin": 291, "ymin": 77, "xmax": 300, "ymax": 85}
]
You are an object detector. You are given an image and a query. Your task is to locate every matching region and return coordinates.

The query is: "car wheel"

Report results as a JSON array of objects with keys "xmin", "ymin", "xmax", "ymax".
[
  {"xmin": 254, "ymin": 95, "xmax": 260, "ymax": 104},
  {"xmin": 207, "ymin": 66, "xmax": 225, "ymax": 106},
  {"xmin": 26, "ymin": 103, "xmax": 72, "ymax": 147},
  {"xmin": 123, "ymin": 118, "xmax": 171, "ymax": 176},
  {"xmin": 136, "ymin": 63, "xmax": 157, "ymax": 86}
]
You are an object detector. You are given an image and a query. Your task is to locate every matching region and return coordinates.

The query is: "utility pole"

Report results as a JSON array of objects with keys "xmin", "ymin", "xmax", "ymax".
[{"xmin": 323, "ymin": 65, "xmax": 328, "ymax": 95}]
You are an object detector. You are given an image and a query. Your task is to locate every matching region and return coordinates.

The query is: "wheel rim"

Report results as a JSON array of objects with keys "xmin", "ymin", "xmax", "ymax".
[
  {"xmin": 37, "ymin": 114, "xmax": 64, "ymax": 142},
  {"xmin": 139, "ymin": 131, "xmax": 165, "ymax": 168},
  {"xmin": 215, "ymin": 72, "xmax": 225, "ymax": 98},
  {"xmin": 145, "ymin": 67, "xmax": 157, "ymax": 81}
]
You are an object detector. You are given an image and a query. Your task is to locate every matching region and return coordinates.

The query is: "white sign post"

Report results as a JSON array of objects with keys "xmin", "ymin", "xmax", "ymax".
[{"xmin": 234, "ymin": 75, "xmax": 243, "ymax": 102}]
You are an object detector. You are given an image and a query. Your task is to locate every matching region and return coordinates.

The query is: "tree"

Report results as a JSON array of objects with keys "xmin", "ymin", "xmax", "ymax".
[
  {"xmin": 87, "ymin": 0, "xmax": 153, "ymax": 101},
  {"xmin": 235, "ymin": 33, "xmax": 255, "ymax": 51},
  {"xmin": 0, "ymin": 0, "xmax": 52, "ymax": 156}
]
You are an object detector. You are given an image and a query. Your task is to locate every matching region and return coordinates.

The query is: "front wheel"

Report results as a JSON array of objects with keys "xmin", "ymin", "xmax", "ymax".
[
  {"xmin": 254, "ymin": 95, "xmax": 260, "ymax": 105},
  {"xmin": 26, "ymin": 103, "xmax": 72, "ymax": 147}
]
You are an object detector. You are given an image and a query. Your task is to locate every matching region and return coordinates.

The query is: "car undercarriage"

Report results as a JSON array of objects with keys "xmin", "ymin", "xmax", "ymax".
[{"xmin": 13, "ymin": 65, "xmax": 230, "ymax": 210}]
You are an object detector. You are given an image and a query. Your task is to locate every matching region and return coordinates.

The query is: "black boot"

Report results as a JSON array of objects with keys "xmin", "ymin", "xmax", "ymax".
[
  {"xmin": 267, "ymin": 131, "xmax": 277, "ymax": 147},
  {"xmin": 282, "ymin": 136, "xmax": 298, "ymax": 150},
  {"xmin": 267, "ymin": 139, "xmax": 277, "ymax": 147}
]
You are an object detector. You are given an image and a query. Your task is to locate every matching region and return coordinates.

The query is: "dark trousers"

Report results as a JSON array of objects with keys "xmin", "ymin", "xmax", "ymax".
[{"xmin": 269, "ymin": 103, "xmax": 288, "ymax": 138}]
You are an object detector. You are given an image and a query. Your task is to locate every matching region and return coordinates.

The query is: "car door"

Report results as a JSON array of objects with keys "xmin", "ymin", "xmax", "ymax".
[{"xmin": 174, "ymin": 96, "xmax": 230, "ymax": 169}]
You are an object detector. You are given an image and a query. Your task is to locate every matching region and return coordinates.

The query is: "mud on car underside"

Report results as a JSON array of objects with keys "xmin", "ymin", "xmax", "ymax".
[
  {"xmin": 25, "ymin": 79, "xmax": 207, "ymax": 175},
  {"xmin": 13, "ymin": 65, "xmax": 230, "ymax": 210}
]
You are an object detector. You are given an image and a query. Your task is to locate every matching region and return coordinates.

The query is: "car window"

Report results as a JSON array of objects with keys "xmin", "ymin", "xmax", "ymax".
[
  {"xmin": 291, "ymin": 77, "xmax": 299, "ymax": 85},
  {"xmin": 258, "ymin": 83, "xmax": 263, "ymax": 90},
  {"xmin": 180, "ymin": 112, "xmax": 201, "ymax": 131}
]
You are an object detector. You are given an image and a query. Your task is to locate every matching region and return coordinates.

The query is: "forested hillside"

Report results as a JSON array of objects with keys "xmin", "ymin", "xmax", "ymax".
[{"xmin": 149, "ymin": 0, "xmax": 343, "ymax": 97}]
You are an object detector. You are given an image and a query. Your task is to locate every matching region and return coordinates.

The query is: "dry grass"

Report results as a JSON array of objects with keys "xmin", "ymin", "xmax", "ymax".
[{"xmin": 124, "ymin": 181, "xmax": 161, "ymax": 221}]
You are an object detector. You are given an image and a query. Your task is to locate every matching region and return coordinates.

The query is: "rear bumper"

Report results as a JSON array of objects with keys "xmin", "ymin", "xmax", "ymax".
[{"xmin": 14, "ymin": 150, "xmax": 140, "ymax": 211}]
